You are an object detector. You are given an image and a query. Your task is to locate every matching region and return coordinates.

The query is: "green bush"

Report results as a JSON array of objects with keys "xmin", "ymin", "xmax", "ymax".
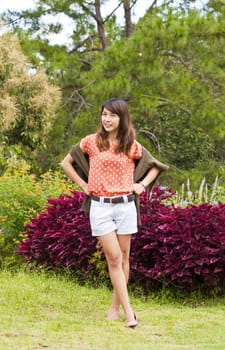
[
  {"xmin": 139, "ymin": 110, "xmax": 215, "ymax": 170},
  {"xmin": 0, "ymin": 168, "xmax": 75, "ymax": 268},
  {"xmin": 163, "ymin": 161, "xmax": 225, "ymax": 194},
  {"xmin": 1, "ymin": 164, "xmax": 224, "ymax": 271}
]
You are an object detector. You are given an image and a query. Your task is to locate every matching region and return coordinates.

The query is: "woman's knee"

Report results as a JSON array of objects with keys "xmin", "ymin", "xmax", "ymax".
[
  {"xmin": 121, "ymin": 247, "xmax": 130, "ymax": 259},
  {"xmin": 117, "ymin": 235, "xmax": 131, "ymax": 262},
  {"xmin": 106, "ymin": 251, "xmax": 123, "ymax": 268}
]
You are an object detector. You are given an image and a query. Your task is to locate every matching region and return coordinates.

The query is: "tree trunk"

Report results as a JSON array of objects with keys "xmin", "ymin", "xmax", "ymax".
[
  {"xmin": 123, "ymin": 0, "xmax": 134, "ymax": 38},
  {"xmin": 95, "ymin": 0, "xmax": 108, "ymax": 50}
]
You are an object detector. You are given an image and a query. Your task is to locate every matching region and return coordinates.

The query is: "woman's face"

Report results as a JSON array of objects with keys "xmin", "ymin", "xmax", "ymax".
[{"xmin": 101, "ymin": 108, "xmax": 120, "ymax": 135}]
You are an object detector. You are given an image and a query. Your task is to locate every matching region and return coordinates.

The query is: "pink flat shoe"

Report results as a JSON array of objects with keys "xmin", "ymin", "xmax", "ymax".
[{"xmin": 126, "ymin": 314, "xmax": 138, "ymax": 328}]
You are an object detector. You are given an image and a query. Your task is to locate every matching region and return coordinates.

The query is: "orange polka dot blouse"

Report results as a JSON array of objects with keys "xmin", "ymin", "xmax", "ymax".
[{"xmin": 80, "ymin": 133, "xmax": 142, "ymax": 197}]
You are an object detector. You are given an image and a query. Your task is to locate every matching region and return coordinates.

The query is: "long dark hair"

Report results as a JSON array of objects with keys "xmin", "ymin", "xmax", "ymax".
[{"xmin": 96, "ymin": 98, "xmax": 135, "ymax": 155}]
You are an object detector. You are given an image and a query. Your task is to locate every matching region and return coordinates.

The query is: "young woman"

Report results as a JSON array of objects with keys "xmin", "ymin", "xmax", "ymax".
[{"xmin": 60, "ymin": 98, "xmax": 168, "ymax": 328}]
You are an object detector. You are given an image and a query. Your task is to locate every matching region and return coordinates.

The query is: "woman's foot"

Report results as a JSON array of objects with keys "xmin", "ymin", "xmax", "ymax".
[
  {"xmin": 106, "ymin": 307, "xmax": 120, "ymax": 320},
  {"xmin": 125, "ymin": 313, "xmax": 138, "ymax": 328}
]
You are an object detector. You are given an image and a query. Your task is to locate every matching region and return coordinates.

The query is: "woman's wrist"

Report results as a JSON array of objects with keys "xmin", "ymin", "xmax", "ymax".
[{"xmin": 140, "ymin": 181, "xmax": 147, "ymax": 189}]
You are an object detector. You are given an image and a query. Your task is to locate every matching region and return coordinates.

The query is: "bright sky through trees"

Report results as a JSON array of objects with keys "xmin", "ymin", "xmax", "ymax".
[
  {"xmin": 0, "ymin": 0, "xmax": 151, "ymax": 44},
  {"xmin": 0, "ymin": 1, "xmax": 206, "ymax": 45}
]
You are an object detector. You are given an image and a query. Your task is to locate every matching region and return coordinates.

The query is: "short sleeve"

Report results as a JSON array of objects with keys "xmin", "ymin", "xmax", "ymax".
[
  {"xmin": 80, "ymin": 134, "xmax": 96, "ymax": 155},
  {"xmin": 130, "ymin": 140, "xmax": 142, "ymax": 159}
]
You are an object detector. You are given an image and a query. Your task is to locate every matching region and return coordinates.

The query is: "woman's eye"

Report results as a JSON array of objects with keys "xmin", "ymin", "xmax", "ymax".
[{"xmin": 102, "ymin": 113, "xmax": 116, "ymax": 117}]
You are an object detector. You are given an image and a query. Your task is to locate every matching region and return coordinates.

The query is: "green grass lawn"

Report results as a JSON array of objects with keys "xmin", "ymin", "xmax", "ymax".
[{"xmin": 0, "ymin": 270, "xmax": 225, "ymax": 350}]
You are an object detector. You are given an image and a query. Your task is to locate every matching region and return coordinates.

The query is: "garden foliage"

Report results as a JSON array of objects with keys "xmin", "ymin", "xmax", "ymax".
[
  {"xmin": 131, "ymin": 190, "xmax": 225, "ymax": 290},
  {"xmin": 0, "ymin": 170, "xmax": 75, "ymax": 267},
  {"xmin": 0, "ymin": 34, "xmax": 61, "ymax": 156},
  {"xmin": 17, "ymin": 187, "xmax": 225, "ymax": 291}
]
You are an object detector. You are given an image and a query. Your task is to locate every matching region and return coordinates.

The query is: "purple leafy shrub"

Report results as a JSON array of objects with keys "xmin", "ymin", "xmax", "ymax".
[
  {"xmin": 18, "ymin": 191, "xmax": 97, "ymax": 273},
  {"xmin": 130, "ymin": 192, "xmax": 225, "ymax": 289},
  {"xmin": 17, "ymin": 187, "xmax": 225, "ymax": 290}
]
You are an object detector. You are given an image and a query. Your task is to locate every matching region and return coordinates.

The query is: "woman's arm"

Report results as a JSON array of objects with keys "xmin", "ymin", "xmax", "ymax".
[
  {"xmin": 133, "ymin": 166, "xmax": 160, "ymax": 195},
  {"xmin": 60, "ymin": 154, "xmax": 89, "ymax": 195}
]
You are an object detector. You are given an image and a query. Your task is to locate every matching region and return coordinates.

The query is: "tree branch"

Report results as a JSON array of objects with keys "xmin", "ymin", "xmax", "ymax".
[
  {"xmin": 141, "ymin": 94, "xmax": 192, "ymax": 115},
  {"xmin": 69, "ymin": 34, "xmax": 98, "ymax": 53},
  {"xmin": 163, "ymin": 50, "xmax": 194, "ymax": 73},
  {"xmin": 103, "ymin": 0, "xmax": 124, "ymax": 24},
  {"xmin": 137, "ymin": 129, "xmax": 162, "ymax": 154},
  {"xmin": 61, "ymin": 81, "xmax": 95, "ymax": 115}
]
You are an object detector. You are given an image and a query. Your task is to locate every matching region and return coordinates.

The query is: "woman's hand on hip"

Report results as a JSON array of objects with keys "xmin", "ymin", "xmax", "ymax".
[
  {"xmin": 81, "ymin": 182, "xmax": 90, "ymax": 196},
  {"xmin": 133, "ymin": 182, "xmax": 145, "ymax": 195}
]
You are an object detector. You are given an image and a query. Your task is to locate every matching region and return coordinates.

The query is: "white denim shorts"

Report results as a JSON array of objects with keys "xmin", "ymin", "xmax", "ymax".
[{"xmin": 89, "ymin": 197, "xmax": 138, "ymax": 237}]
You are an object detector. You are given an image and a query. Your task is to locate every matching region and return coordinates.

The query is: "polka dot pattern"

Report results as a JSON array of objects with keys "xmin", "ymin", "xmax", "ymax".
[{"xmin": 80, "ymin": 134, "xmax": 142, "ymax": 196}]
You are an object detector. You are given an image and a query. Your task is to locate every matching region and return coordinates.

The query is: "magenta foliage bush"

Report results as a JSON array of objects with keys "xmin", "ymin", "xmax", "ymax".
[
  {"xmin": 17, "ymin": 187, "xmax": 225, "ymax": 290},
  {"xmin": 130, "ymin": 192, "xmax": 225, "ymax": 289},
  {"xmin": 18, "ymin": 191, "xmax": 97, "ymax": 274}
]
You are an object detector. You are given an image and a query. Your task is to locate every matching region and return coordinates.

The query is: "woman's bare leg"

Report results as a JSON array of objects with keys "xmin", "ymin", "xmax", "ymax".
[
  {"xmin": 106, "ymin": 234, "xmax": 131, "ymax": 320},
  {"xmin": 98, "ymin": 232, "xmax": 135, "ymax": 324}
]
